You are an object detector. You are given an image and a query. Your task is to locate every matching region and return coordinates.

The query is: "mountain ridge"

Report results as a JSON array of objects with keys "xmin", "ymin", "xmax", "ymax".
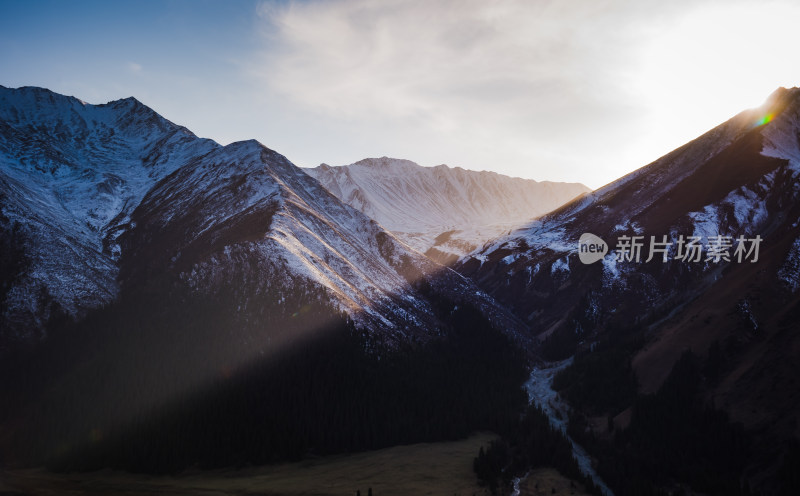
[
  {"xmin": 306, "ymin": 157, "xmax": 589, "ymax": 264},
  {"xmin": 0, "ymin": 86, "xmax": 525, "ymax": 346}
]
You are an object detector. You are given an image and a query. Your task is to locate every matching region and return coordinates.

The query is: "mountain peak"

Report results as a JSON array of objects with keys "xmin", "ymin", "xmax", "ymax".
[
  {"xmin": 0, "ymin": 84, "xmax": 86, "ymax": 110},
  {"xmin": 746, "ymin": 86, "xmax": 800, "ymax": 128},
  {"xmin": 225, "ymin": 138, "xmax": 265, "ymax": 152},
  {"xmin": 353, "ymin": 156, "xmax": 420, "ymax": 169},
  {"xmin": 118, "ymin": 95, "xmax": 144, "ymax": 105},
  {"xmin": 763, "ymin": 85, "xmax": 798, "ymax": 106}
]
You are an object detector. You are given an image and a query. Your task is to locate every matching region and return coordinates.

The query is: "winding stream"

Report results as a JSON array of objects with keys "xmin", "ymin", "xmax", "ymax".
[{"xmin": 512, "ymin": 358, "xmax": 615, "ymax": 496}]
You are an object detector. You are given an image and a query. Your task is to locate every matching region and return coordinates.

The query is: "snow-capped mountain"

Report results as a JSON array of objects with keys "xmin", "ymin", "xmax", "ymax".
[
  {"xmin": 118, "ymin": 140, "xmax": 525, "ymax": 345},
  {"xmin": 306, "ymin": 157, "xmax": 588, "ymax": 264},
  {"xmin": 459, "ymin": 87, "xmax": 800, "ymax": 459},
  {"xmin": 0, "ymin": 86, "xmax": 216, "ymax": 339},
  {"xmin": 0, "ymin": 86, "xmax": 523, "ymax": 345}
]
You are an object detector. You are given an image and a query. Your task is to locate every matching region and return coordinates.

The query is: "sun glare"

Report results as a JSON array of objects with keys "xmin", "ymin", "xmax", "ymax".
[{"xmin": 624, "ymin": 1, "xmax": 800, "ymax": 175}]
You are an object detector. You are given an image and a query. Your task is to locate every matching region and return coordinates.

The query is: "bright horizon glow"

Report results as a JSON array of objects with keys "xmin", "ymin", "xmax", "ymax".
[{"xmin": 1, "ymin": 0, "xmax": 799, "ymax": 189}]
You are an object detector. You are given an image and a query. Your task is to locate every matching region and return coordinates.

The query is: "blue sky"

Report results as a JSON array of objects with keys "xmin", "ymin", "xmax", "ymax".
[{"xmin": 2, "ymin": 0, "xmax": 799, "ymax": 188}]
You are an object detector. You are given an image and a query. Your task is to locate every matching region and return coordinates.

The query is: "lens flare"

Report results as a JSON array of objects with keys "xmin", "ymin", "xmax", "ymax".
[{"xmin": 757, "ymin": 113, "xmax": 774, "ymax": 126}]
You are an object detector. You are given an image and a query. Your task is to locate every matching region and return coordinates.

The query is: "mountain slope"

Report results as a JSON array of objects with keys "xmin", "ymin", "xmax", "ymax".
[
  {"xmin": 0, "ymin": 85, "xmax": 217, "ymax": 340},
  {"xmin": 460, "ymin": 87, "xmax": 798, "ymax": 360},
  {"xmin": 306, "ymin": 157, "xmax": 588, "ymax": 264},
  {"xmin": 458, "ymin": 87, "xmax": 800, "ymax": 492}
]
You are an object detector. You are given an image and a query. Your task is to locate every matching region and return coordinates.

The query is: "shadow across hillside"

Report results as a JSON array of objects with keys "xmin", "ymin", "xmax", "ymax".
[{"xmin": 0, "ymin": 269, "xmax": 529, "ymax": 475}]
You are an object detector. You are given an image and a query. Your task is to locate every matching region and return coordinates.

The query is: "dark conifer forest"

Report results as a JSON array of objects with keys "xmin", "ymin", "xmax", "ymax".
[{"xmin": 0, "ymin": 274, "xmax": 530, "ymax": 474}]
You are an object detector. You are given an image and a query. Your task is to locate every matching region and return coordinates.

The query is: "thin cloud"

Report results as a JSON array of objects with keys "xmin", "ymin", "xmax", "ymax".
[
  {"xmin": 256, "ymin": 1, "xmax": 641, "ymax": 125},
  {"xmin": 250, "ymin": 0, "xmax": 798, "ymax": 187}
]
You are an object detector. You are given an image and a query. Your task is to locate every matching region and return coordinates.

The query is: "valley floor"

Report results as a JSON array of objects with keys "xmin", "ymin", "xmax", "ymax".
[{"xmin": 0, "ymin": 434, "xmax": 497, "ymax": 496}]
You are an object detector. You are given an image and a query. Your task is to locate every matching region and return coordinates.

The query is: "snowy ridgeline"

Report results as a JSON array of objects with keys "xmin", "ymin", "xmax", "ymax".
[{"xmin": 306, "ymin": 157, "xmax": 589, "ymax": 259}]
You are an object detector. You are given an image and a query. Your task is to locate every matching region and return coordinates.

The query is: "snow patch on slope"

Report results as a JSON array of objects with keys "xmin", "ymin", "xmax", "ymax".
[
  {"xmin": 687, "ymin": 183, "xmax": 770, "ymax": 243},
  {"xmin": 550, "ymin": 256, "xmax": 570, "ymax": 276}
]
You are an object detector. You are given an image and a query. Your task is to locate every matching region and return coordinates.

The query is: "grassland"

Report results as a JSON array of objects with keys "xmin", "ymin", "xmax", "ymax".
[{"xmin": 0, "ymin": 433, "xmax": 499, "ymax": 496}]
